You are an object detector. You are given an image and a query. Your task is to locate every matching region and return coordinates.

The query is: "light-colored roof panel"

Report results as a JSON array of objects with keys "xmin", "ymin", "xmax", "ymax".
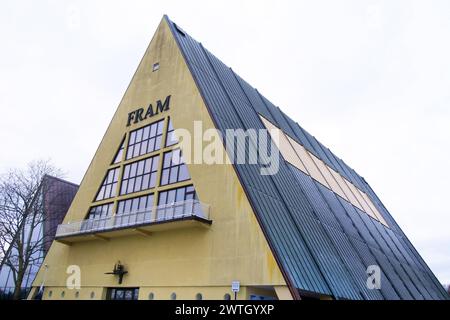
[
  {"xmin": 290, "ymin": 141, "xmax": 330, "ymax": 188},
  {"xmin": 260, "ymin": 115, "xmax": 308, "ymax": 174},
  {"xmin": 346, "ymin": 179, "xmax": 378, "ymax": 220},
  {"xmin": 360, "ymin": 191, "xmax": 389, "ymax": 226},
  {"xmin": 309, "ymin": 152, "xmax": 347, "ymax": 199}
]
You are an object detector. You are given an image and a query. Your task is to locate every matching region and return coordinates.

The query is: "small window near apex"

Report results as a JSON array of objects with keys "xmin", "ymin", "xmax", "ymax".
[{"xmin": 152, "ymin": 62, "xmax": 160, "ymax": 72}]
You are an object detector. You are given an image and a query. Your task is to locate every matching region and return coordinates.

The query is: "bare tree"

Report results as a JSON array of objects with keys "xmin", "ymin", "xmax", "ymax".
[{"xmin": 0, "ymin": 160, "xmax": 62, "ymax": 300}]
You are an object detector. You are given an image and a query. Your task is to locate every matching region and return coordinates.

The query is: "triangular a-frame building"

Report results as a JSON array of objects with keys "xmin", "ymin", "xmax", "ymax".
[{"xmin": 29, "ymin": 16, "xmax": 448, "ymax": 300}]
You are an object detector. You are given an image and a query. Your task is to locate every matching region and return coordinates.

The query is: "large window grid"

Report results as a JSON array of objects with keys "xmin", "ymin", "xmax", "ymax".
[
  {"xmin": 95, "ymin": 168, "xmax": 120, "ymax": 201},
  {"xmin": 165, "ymin": 118, "xmax": 178, "ymax": 147},
  {"xmin": 116, "ymin": 194, "xmax": 154, "ymax": 226},
  {"xmin": 120, "ymin": 156, "xmax": 159, "ymax": 195},
  {"xmin": 160, "ymin": 149, "xmax": 190, "ymax": 186},
  {"xmin": 126, "ymin": 119, "xmax": 164, "ymax": 160},
  {"xmin": 157, "ymin": 185, "xmax": 199, "ymax": 219}
]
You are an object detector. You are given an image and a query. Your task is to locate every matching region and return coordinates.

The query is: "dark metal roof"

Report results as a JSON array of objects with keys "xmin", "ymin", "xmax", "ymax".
[{"xmin": 165, "ymin": 16, "xmax": 449, "ymax": 300}]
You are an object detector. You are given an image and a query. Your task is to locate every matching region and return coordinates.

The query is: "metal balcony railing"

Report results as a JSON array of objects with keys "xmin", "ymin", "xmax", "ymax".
[{"xmin": 55, "ymin": 200, "xmax": 210, "ymax": 238}]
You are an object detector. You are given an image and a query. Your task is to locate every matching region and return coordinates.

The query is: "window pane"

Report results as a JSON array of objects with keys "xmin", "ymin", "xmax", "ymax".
[
  {"xmin": 124, "ymin": 165, "xmax": 130, "ymax": 179},
  {"xmin": 164, "ymin": 152, "xmax": 172, "ymax": 167},
  {"xmin": 178, "ymin": 165, "xmax": 190, "ymax": 181},
  {"xmin": 175, "ymin": 188, "xmax": 185, "ymax": 202},
  {"xmin": 152, "ymin": 157, "xmax": 159, "ymax": 171},
  {"xmin": 167, "ymin": 190, "xmax": 176, "ymax": 204},
  {"xmin": 144, "ymin": 158, "xmax": 152, "ymax": 173},
  {"xmin": 107, "ymin": 171, "xmax": 114, "ymax": 184},
  {"xmin": 132, "ymin": 198, "xmax": 140, "ymax": 212},
  {"xmin": 140, "ymin": 140, "xmax": 148, "ymax": 155},
  {"xmin": 105, "ymin": 184, "xmax": 111, "ymax": 199},
  {"xmin": 138, "ymin": 198, "xmax": 146, "ymax": 211},
  {"xmin": 137, "ymin": 161, "xmax": 144, "ymax": 175},
  {"xmin": 111, "ymin": 183, "xmax": 117, "ymax": 197},
  {"xmin": 129, "ymin": 131, "xmax": 136, "ymax": 144},
  {"xmin": 117, "ymin": 202, "xmax": 124, "ymax": 214},
  {"xmin": 136, "ymin": 129, "xmax": 143, "ymax": 142},
  {"xmin": 143, "ymin": 126, "xmax": 150, "ymax": 140},
  {"xmin": 124, "ymin": 200, "xmax": 132, "ymax": 213},
  {"xmin": 148, "ymin": 124, "xmax": 154, "ymax": 137},
  {"xmin": 147, "ymin": 195, "xmax": 153, "ymax": 207},
  {"xmin": 133, "ymin": 143, "xmax": 140, "ymax": 157},
  {"xmin": 185, "ymin": 193, "xmax": 194, "ymax": 200},
  {"xmin": 147, "ymin": 138, "xmax": 156, "ymax": 153},
  {"xmin": 157, "ymin": 121, "xmax": 164, "ymax": 134},
  {"xmin": 127, "ymin": 178, "xmax": 135, "ymax": 194},
  {"xmin": 130, "ymin": 163, "xmax": 137, "ymax": 177},
  {"xmin": 113, "ymin": 168, "xmax": 119, "ymax": 182},
  {"xmin": 120, "ymin": 181, "xmax": 128, "ymax": 195},
  {"xmin": 135, "ymin": 176, "xmax": 143, "ymax": 192},
  {"xmin": 155, "ymin": 136, "xmax": 162, "ymax": 150},
  {"xmin": 161, "ymin": 169, "xmax": 169, "ymax": 185},
  {"xmin": 113, "ymin": 137, "xmax": 125, "ymax": 164},
  {"xmin": 126, "ymin": 145, "xmax": 134, "ymax": 160},
  {"xmin": 96, "ymin": 186, "xmax": 105, "ymax": 201},
  {"xmin": 159, "ymin": 192, "xmax": 167, "ymax": 205},
  {"xmin": 169, "ymin": 166, "xmax": 179, "ymax": 184},
  {"xmin": 142, "ymin": 174, "xmax": 150, "ymax": 189},
  {"xmin": 149, "ymin": 174, "xmax": 156, "ymax": 188}
]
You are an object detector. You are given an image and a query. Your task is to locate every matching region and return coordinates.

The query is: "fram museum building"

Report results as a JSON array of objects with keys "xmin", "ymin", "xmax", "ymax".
[{"xmin": 28, "ymin": 16, "xmax": 448, "ymax": 300}]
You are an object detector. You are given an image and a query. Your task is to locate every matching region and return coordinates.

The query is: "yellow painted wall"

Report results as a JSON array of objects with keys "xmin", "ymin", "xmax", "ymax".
[{"xmin": 30, "ymin": 17, "xmax": 288, "ymax": 300}]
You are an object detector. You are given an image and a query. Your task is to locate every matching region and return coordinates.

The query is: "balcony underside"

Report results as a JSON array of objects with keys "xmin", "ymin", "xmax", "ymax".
[{"xmin": 55, "ymin": 215, "xmax": 212, "ymax": 244}]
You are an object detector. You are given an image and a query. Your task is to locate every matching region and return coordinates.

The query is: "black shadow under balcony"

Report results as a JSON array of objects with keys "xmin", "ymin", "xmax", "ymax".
[{"xmin": 55, "ymin": 200, "xmax": 211, "ymax": 244}]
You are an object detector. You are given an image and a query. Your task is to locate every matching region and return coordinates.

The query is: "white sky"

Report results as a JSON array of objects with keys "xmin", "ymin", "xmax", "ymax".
[{"xmin": 0, "ymin": 0, "xmax": 449, "ymax": 285}]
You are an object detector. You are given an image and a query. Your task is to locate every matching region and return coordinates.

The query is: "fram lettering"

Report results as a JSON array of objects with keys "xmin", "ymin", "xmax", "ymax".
[{"xmin": 126, "ymin": 95, "xmax": 171, "ymax": 127}]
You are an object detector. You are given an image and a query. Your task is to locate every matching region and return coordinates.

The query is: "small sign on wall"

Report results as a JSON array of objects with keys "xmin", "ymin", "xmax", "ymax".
[
  {"xmin": 231, "ymin": 281, "xmax": 240, "ymax": 300},
  {"xmin": 231, "ymin": 281, "xmax": 240, "ymax": 292}
]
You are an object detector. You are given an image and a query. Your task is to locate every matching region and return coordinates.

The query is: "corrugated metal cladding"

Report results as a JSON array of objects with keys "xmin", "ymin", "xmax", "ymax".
[{"xmin": 165, "ymin": 16, "xmax": 449, "ymax": 300}]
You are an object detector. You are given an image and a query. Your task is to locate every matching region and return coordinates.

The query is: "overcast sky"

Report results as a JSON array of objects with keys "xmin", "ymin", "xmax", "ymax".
[{"xmin": 0, "ymin": 0, "xmax": 449, "ymax": 285}]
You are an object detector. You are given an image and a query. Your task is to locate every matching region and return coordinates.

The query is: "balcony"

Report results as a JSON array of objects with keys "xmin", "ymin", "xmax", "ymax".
[{"xmin": 55, "ymin": 200, "xmax": 211, "ymax": 244}]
